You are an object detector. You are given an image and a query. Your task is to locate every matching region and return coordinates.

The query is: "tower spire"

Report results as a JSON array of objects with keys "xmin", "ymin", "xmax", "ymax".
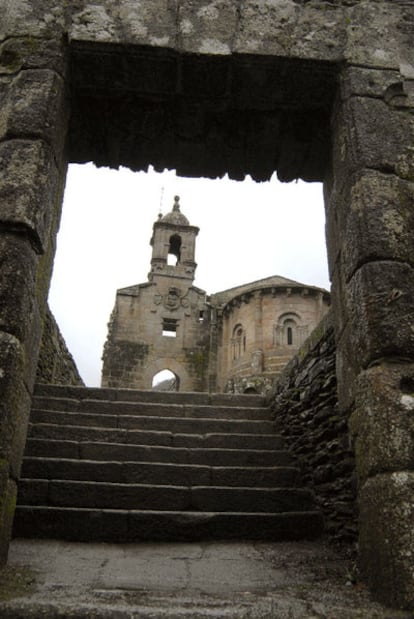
[{"xmin": 149, "ymin": 195, "xmax": 199, "ymax": 283}]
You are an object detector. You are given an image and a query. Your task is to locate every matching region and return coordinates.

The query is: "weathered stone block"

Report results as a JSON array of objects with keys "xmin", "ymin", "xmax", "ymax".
[
  {"xmin": 0, "ymin": 76, "xmax": 12, "ymax": 123},
  {"xmin": 350, "ymin": 363, "xmax": 414, "ymax": 484},
  {"xmin": 359, "ymin": 472, "xmax": 414, "ymax": 610},
  {"xmin": 234, "ymin": 0, "xmax": 347, "ymax": 60},
  {"xmin": 346, "ymin": 261, "xmax": 414, "ymax": 368},
  {"xmin": 22, "ymin": 304, "xmax": 43, "ymax": 393},
  {"xmin": 292, "ymin": 2, "xmax": 346, "ymax": 61},
  {"xmin": 9, "ymin": 391, "xmax": 33, "ymax": 480},
  {"xmin": 0, "ymin": 36, "xmax": 68, "ymax": 76},
  {"xmin": 325, "ymin": 167, "xmax": 414, "ymax": 284},
  {"xmin": 0, "ymin": 69, "xmax": 68, "ymax": 155},
  {"xmin": 345, "ymin": 2, "xmax": 412, "ymax": 70},
  {"xmin": 329, "ymin": 263, "xmax": 348, "ymax": 340},
  {"xmin": 70, "ymin": 1, "xmax": 176, "ymax": 47},
  {"xmin": 342, "ymin": 171, "xmax": 414, "ymax": 281},
  {"xmin": 396, "ymin": 146, "xmax": 414, "ymax": 184},
  {"xmin": 178, "ymin": 0, "xmax": 237, "ymax": 55},
  {"xmin": 335, "ymin": 328, "xmax": 361, "ymax": 416},
  {"xmin": 0, "ymin": 472, "xmax": 17, "ymax": 565},
  {"xmin": 332, "ymin": 97, "xmax": 412, "ymax": 182},
  {"xmin": 0, "ymin": 234, "xmax": 39, "ymax": 341},
  {"xmin": 340, "ymin": 66, "xmax": 402, "ymax": 101},
  {"xmin": 322, "ymin": 170, "xmax": 340, "ymax": 279},
  {"xmin": 234, "ymin": 0, "xmax": 296, "ymax": 56},
  {"xmin": 0, "ymin": 0, "xmax": 65, "ymax": 40},
  {"xmin": 0, "ymin": 139, "xmax": 60, "ymax": 253},
  {"xmin": 0, "ymin": 331, "xmax": 32, "ymax": 477}
]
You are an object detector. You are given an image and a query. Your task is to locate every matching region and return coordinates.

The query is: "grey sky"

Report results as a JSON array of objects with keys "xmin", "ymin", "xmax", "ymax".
[{"xmin": 48, "ymin": 164, "xmax": 329, "ymax": 386}]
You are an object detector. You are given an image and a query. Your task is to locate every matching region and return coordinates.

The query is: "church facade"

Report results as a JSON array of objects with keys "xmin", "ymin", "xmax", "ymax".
[{"xmin": 101, "ymin": 197, "xmax": 330, "ymax": 394}]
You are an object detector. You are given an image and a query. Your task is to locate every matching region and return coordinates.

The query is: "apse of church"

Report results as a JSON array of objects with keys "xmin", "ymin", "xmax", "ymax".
[{"xmin": 101, "ymin": 197, "xmax": 330, "ymax": 394}]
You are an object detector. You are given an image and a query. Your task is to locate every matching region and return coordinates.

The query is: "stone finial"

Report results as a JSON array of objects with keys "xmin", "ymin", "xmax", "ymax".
[
  {"xmin": 158, "ymin": 195, "xmax": 189, "ymax": 225},
  {"xmin": 173, "ymin": 195, "xmax": 180, "ymax": 212}
]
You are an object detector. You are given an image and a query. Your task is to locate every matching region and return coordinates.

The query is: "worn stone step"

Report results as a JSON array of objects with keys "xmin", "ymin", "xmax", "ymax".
[
  {"xmin": 26, "ymin": 426, "xmax": 283, "ymax": 450},
  {"xmin": 21, "ymin": 457, "xmax": 300, "ymax": 487},
  {"xmin": 32, "ymin": 400, "xmax": 271, "ymax": 420},
  {"xmin": 172, "ymin": 433, "xmax": 281, "ymax": 450},
  {"xmin": 78, "ymin": 400, "xmax": 271, "ymax": 420},
  {"xmin": 13, "ymin": 506, "xmax": 323, "ymax": 542},
  {"xmin": 32, "ymin": 396, "xmax": 270, "ymax": 420},
  {"xmin": 33, "ymin": 383, "xmax": 267, "ymax": 408},
  {"xmin": 25, "ymin": 439, "xmax": 80, "ymax": 459},
  {"xmin": 27, "ymin": 424, "xmax": 280, "ymax": 450},
  {"xmin": 25, "ymin": 439, "xmax": 294, "ymax": 467},
  {"xmin": 20, "ymin": 386, "xmax": 324, "ymax": 546},
  {"xmin": 31, "ymin": 409, "xmax": 119, "ymax": 427},
  {"xmin": 29, "ymin": 415, "xmax": 274, "ymax": 437},
  {"xmin": 17, "ymin": 479, "xmax": 314, "ymax": 513}
]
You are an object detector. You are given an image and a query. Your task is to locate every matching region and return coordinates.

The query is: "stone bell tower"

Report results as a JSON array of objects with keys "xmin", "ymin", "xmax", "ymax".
[
  {"xmin": 149, "ymin": 195, "xmax": 199, "ymax": 284},
  {"xmin": 101, "ymin": 196, "xmax": 211, "ymax": 393}
]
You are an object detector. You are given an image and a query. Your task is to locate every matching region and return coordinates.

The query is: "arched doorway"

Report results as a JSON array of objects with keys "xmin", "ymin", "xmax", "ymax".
[
  {"xmin": 152, "ymin": 369, "xmax": 179, "ymax": 392},
  {"xmin": 244, "ymin": 387, "xmax": 258, "ymax": 394}
]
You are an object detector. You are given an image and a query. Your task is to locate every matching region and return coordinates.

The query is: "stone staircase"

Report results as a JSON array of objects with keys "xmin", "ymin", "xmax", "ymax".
[{"xmin": 13, "ymin": 384, "xmax": 323, "ymax": 542}]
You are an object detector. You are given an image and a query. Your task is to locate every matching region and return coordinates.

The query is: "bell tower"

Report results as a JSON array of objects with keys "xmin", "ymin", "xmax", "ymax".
[{"xmin": 149, "ymin": 196, "xmax": 199, "ymax": 283}]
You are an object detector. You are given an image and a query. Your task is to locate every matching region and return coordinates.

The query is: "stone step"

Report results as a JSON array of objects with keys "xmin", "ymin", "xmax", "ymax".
[
  {"xmin": 21, "ymin": 457, "xmax": 300, "ymax": 487},
  {"xmin": 20, "ymin": 386, "xmax": 323, "ymax": 545},
  {"xmin": 27, "ymin": 422, "xmax": 281, "ymax": 450},
  {"xmin": 83, "ymin": 400, "xmax": 271, "ymax": 420},
  {"xmin": 33, "ymin": 383, "xmax": 267, "ymax": 408},
  {"xmin": 13, "ymin": 506, "xmax": 323, "ymax": 542},
  {"xmin": 28, "ymin": 429, "xmax": 283, "ymax": 451},
  {"xmin": 18, "ymin": 479, "xmax": 314, "ymax": 512},
  {"xmin": 31, "ymin": 398, "xmax": 271, "ymax": 421},
  {"xmin": 25, "ymin": 439, "xmax": 294, "ymax": 466},
  {"xmin": 32, "ymin": 398, "xmax": 271, "ymax": 420},
  {"xmin": 28, "ymin": 416, "xmax": 275, "ymax": 438}
]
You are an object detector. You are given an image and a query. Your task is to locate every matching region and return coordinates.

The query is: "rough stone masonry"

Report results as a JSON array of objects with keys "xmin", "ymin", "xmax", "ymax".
[{"xmin": 0, "ymin": 0, "xmax": 413, "ymax": 611}]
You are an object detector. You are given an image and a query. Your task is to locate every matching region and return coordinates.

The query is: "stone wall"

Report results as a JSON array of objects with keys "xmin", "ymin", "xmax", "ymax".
[
  {"xmin": 217, "ymin": 281, "xmax": 329, "ymax": 394},
  {"xmin": 36, "ymin": 307, "xmax": 84, "ymax": 386},
  {"xmin": 271, "ymin": 312, "xmax": 357, "ymax": 546},
  {"xmin": 101, "ymin": 283, "xmax": 211, "ymax": 392}
]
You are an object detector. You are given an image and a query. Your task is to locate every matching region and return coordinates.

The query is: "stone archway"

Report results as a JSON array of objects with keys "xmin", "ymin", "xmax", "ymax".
[
  {"xmin": 152, "ymin": 369, "xmax": 179, "ymax": 392},
  {"xmin": 1, "ymin": 1, "xmax": 414, "ymax": 609},
  {"xmin": 144, "ymin": 358, "xmax": 192, "ymax": 393}
]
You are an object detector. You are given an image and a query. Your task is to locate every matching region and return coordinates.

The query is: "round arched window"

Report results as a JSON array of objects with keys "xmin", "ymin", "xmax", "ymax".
[
  {"xmin": 284, "ymin": 318, "xmax": 296, "ymax": 345},
  {"xmin": 232, "ymin": 324, "xmax": 246, "ymax": 360}
]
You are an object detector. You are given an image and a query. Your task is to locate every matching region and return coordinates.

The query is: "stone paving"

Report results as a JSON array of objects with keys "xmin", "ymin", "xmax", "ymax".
[{"xmin": 0, "ymin": 538, "xmax": 411, "ymax": 618}]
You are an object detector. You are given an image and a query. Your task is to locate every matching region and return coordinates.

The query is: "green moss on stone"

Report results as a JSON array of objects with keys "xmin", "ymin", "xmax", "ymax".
[
  {"xmin": 185, "ymin": 349, "xmax": 209, "ymax": 387},
  {"xmin": 0, "ymin": 49, "xmax": 21, "ymax": 73},
  {"xmin": 0, "ymin": 565, "xmax": 37, "ymax": 602}
]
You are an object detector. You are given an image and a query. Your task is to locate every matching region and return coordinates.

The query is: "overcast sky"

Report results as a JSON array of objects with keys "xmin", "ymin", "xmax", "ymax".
[{"xmin": 48, "ymin": 163, "xmax": 330, "ymax": 386}]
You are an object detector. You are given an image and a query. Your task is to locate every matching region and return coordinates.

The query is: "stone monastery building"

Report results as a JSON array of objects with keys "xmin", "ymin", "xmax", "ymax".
[{"xmin": 101, "ymin": 197, "xmax": 330, "ymax": 394}]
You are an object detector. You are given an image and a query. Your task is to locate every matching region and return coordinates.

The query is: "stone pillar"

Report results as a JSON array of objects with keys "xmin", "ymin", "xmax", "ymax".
[
  {"xmin": 253, "ymin": 291, "xmax": 263, "ymax": 349},
  {"xmin": 0, "ymin": 35, "xmax": 69, "ymax": 563},
  {"xmin": 207, "ymin": 306, "xmax": 218, "ymax": 393},
  {"xmin": 325, "ymin": 63, "xmax": 414, "ymax": 609}
]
